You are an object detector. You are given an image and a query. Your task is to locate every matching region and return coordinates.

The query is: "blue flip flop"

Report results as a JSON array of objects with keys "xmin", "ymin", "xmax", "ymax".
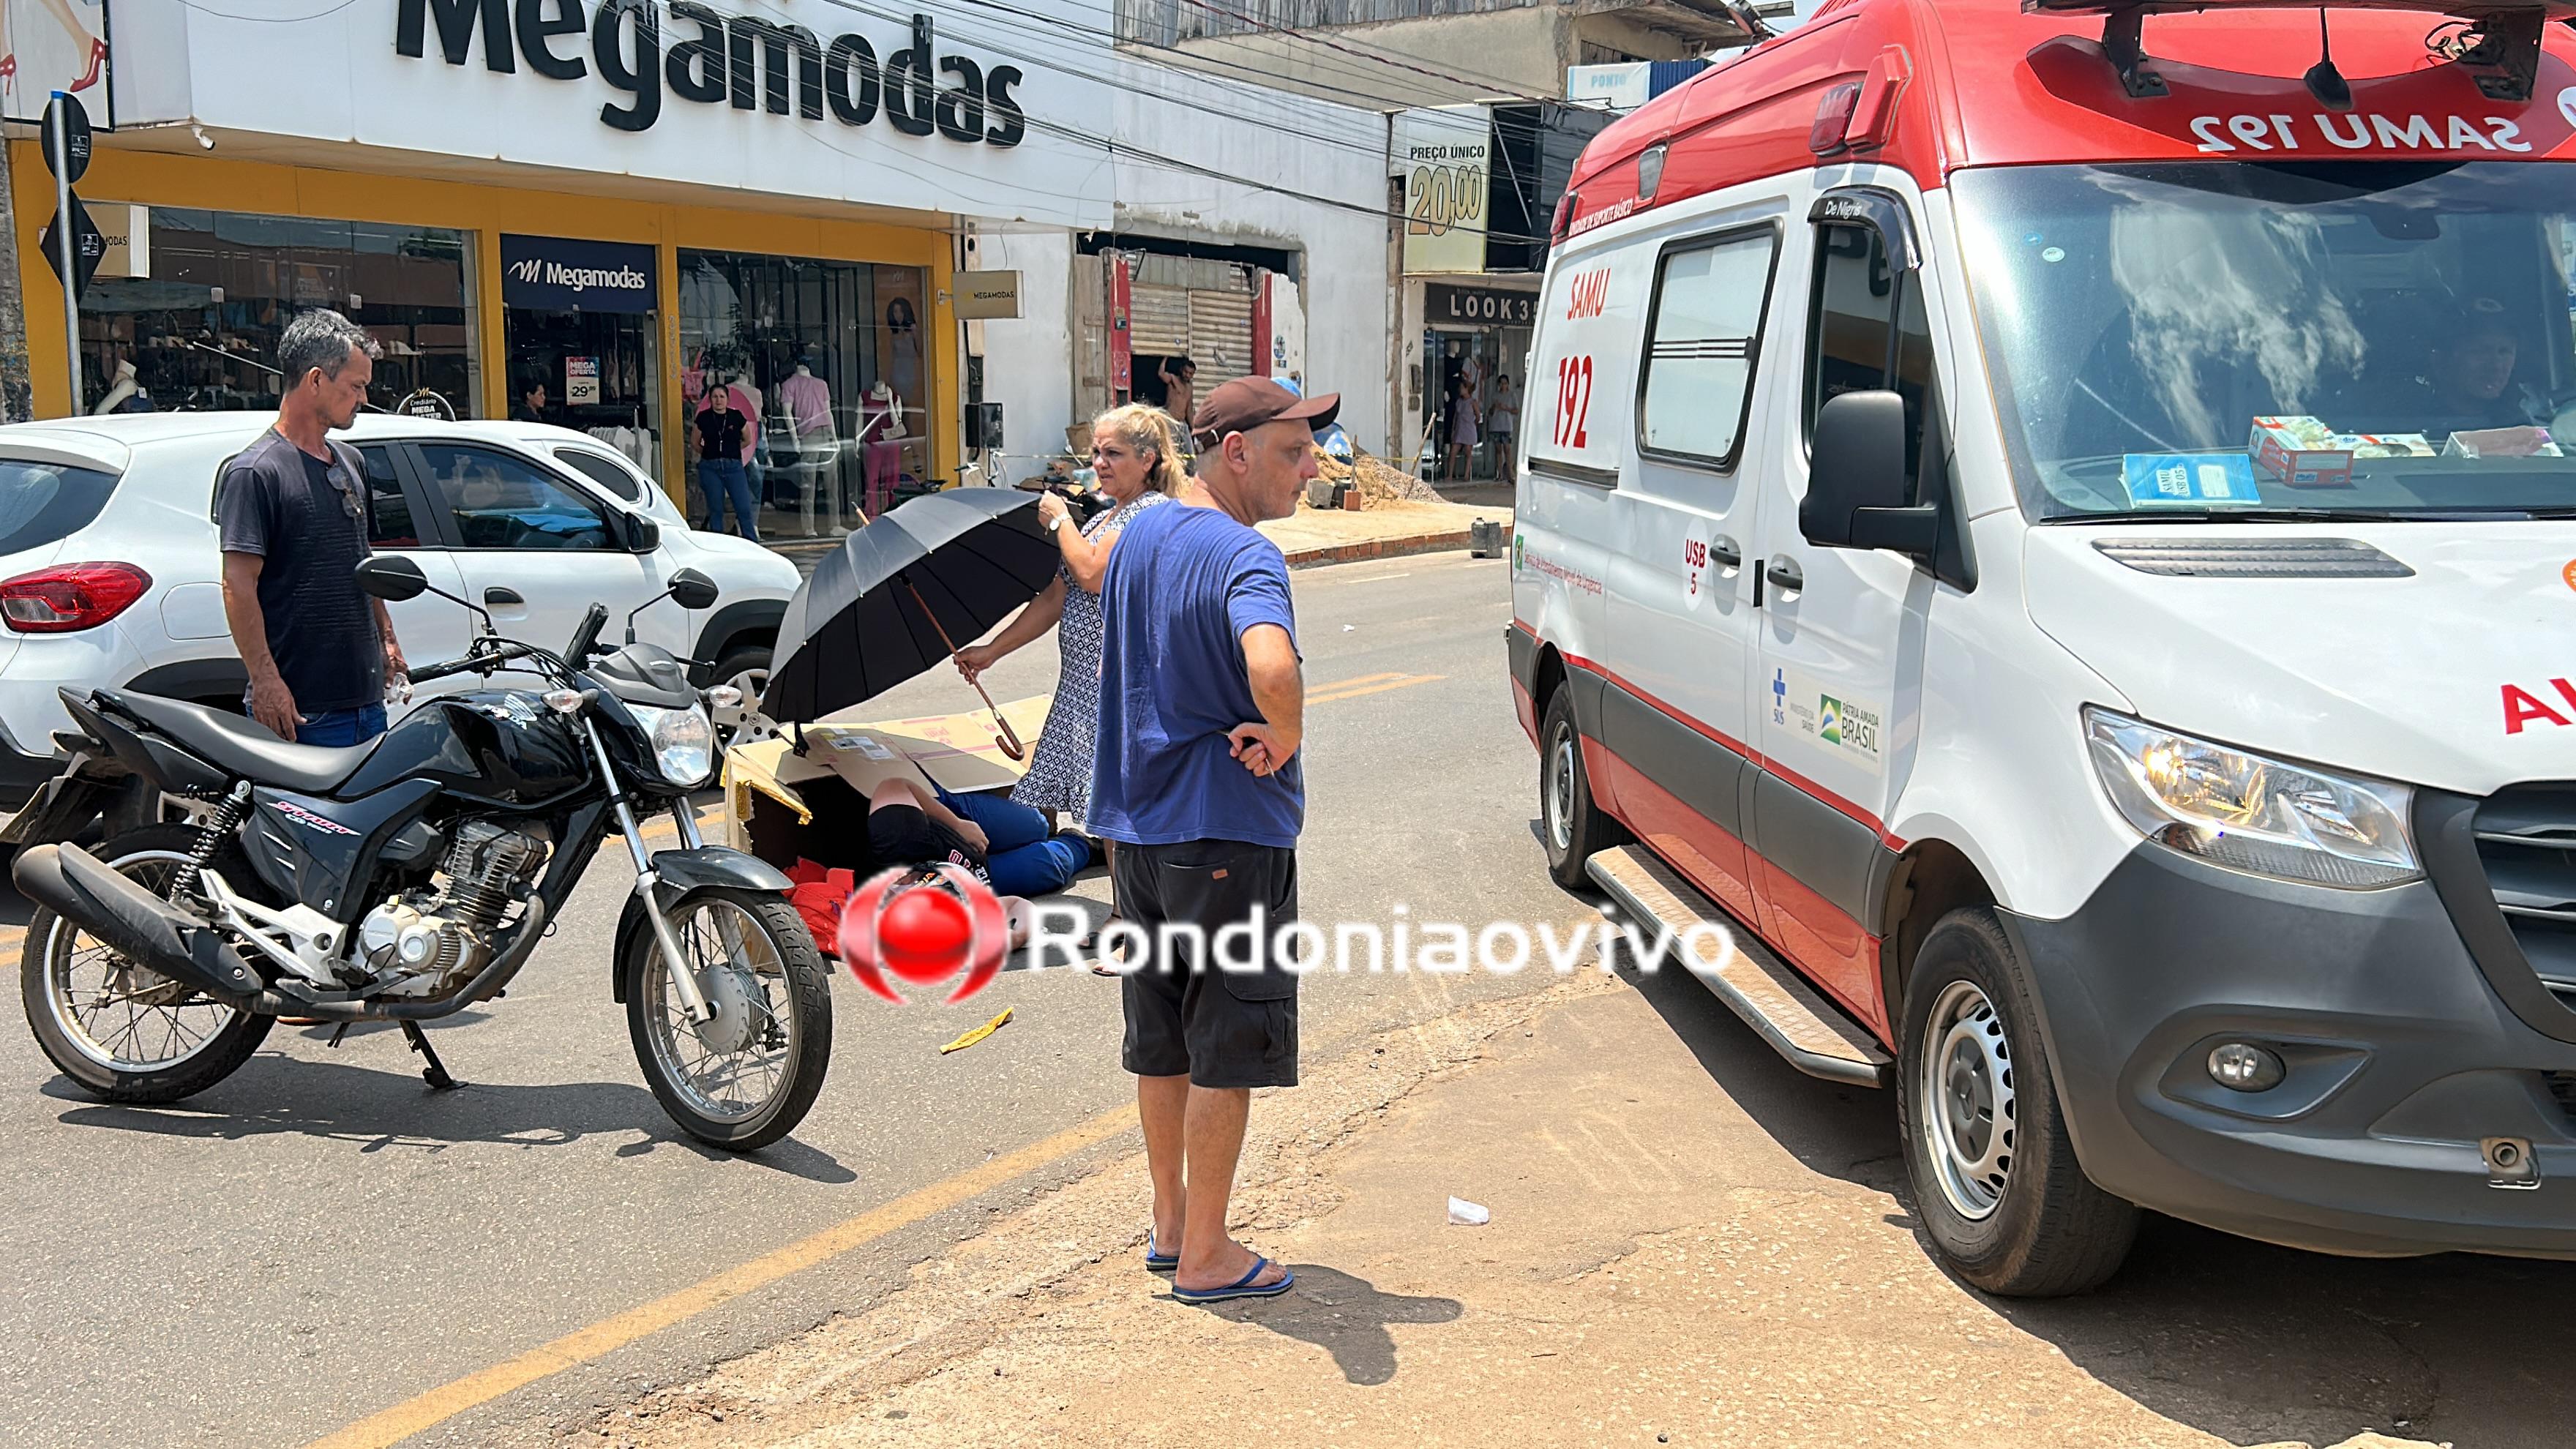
[
  {"xmin": 1172, "ymin": 1256, "xmax": 1294, "ymax": 1303},
  {"xmin": 1145, "ymin": 1232, "xmax": 1179, "ymax": 1274}
]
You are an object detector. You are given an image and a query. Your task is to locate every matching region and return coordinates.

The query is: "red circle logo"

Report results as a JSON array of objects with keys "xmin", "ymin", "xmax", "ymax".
[{"xmin": 838, "ymin": 865, "xmax": 1009, "ymax": 1004}]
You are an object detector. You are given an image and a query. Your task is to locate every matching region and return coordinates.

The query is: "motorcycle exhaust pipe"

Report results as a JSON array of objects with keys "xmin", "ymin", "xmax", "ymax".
[{"xmin": 13, "ymin": 844, "xmax": 263, "ymax": 1004}]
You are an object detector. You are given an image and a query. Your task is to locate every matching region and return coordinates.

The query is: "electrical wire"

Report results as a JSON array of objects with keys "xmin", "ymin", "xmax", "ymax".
[{"xmin": 1175, "ymin": 0, "xmax": 1570, "ymax": 105}]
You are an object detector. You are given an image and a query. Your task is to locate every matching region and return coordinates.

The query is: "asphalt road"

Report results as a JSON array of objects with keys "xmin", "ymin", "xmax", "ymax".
[
  {"xmin": 15, "ymin": 545, "xmax": 2575, "ymax": 1449},
  {"xmin": 0, "ymin": 550, "xmax": 1566, "ymax": 1448}
]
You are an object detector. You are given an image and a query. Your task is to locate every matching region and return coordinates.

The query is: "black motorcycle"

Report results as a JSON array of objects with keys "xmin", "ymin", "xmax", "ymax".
[{"xmin": 13, "ymin": 558, "xmax": 832, "ymax": 1151}]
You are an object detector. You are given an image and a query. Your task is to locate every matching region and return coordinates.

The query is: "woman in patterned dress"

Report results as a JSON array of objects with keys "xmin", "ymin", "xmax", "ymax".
[{"xmin": 955, "ymin": 404, "xmax": 1186, "ymax": 828}]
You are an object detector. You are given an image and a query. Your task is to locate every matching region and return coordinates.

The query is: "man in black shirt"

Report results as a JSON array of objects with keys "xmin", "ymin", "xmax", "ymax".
[{"xmin": 219, "ymin": 309, "xmax": 408, "ymax": 745}]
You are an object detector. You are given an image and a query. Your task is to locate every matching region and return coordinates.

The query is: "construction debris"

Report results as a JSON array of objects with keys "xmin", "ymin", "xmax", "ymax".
[{"xmin": 1315, "ymin": 446, "xmax": 1442, "ymax": 505}]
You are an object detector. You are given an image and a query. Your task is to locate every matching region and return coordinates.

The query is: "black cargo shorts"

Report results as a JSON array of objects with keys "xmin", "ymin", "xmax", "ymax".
[{"xmin": 1113, "ymin": 839, "xmax": 1300, "ymax": 1090}]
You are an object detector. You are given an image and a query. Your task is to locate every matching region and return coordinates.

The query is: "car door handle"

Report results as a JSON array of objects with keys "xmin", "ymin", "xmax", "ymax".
[
  {"xmin": 484, "ymin": 587, "xmax": 525, "ymax": 606},
  {"xmin": 1765, "ymin": 555, "xmax": 1804, "ymax": 594},
  {"xmin": 1710, "ymin": 536, "xmax": 1741, "ymax": 569}
]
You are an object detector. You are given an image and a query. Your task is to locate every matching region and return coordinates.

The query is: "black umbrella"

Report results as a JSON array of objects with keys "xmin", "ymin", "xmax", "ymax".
[{"xmin": 763, "ymin": 489, "xmax": 1061, "ymax": 741}]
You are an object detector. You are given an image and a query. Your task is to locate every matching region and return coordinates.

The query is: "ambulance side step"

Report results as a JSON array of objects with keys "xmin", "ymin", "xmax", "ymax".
[{"xmin": 1587, "ymin": 845, "xmax": 1892, "ymax": 1087}]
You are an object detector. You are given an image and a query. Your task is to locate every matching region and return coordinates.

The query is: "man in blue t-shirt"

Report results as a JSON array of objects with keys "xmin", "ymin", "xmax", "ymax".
[{"xmin": 1090, "ymin": 376, "xmax": 1332, "ymax": 1304}]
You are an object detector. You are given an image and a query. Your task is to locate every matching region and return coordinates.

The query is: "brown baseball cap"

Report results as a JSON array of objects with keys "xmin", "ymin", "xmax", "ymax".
[{"xmin": 1191, "ymin": 377, "xmax": 1340, "ymax": 449}]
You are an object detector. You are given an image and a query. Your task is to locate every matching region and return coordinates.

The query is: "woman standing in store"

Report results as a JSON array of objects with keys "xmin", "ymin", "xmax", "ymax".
[
  {"xmin": 955, "ymin": 403, "xmax": 1183, "ymax": 830},
  {"xmin": 694, "ymin": 381, "xmax": 759, "ymax": 542}
]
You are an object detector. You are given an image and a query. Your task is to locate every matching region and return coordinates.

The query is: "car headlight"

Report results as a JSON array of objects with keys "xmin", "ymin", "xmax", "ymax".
[
  {"xmin": 628, "ymin": 703, "xmax": 715, "ymax": 787},
  {"xmin": 2082, "ymin": 708, "xmax": 2419, "ymax": 889}
]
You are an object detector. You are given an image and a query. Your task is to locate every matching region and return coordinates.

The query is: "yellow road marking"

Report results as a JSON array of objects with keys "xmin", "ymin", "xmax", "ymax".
[
  {"xmin": 1307, "ymin": 673, "xmax": 1446, "ymax": 706},
  {"xmin": 305, "ymin": 1103, "xmax": 1140, "ymax": 1449},
  {"xmin": 1307, "ymin": 671, "xmax": 1405, "ymax": 692},
  {"xmin": 302, "ymin": 658, "xmax": 1450, "ymax": 1444}
]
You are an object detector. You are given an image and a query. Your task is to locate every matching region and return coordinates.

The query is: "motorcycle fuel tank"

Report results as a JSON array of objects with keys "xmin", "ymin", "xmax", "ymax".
[{"xmin": 334, "ymin": 692, "xmax": 591, "ymax": 806}]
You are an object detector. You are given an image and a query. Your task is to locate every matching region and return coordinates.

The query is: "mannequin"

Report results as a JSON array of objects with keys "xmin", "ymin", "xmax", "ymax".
[
  {"xmin": 731, "ymin": 367, "xmax": 767, "ymax": 519},
  {"xmin": 92, "ymin": 358, "xmax": 138, "ymax": 416},
  {"xmin": 775, "ymin": 359, "xmax": 839, "ymax": 534},
  {"xmin": 861, "ymin": 381, "xmax": 906, "ymax": 519}
]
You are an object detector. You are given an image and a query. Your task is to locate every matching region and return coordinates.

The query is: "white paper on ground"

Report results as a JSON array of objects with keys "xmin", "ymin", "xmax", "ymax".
[{"xmin": 1448, "ymin": 1196, "xmax": 1490, "ymax": 1226}]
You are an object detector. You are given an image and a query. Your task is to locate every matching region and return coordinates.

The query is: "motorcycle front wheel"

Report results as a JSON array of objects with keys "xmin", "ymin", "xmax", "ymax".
[
  {"xmin": 20, "ymin": 823, "xmax": 272, "ymax": 1104},
  {"xmin": 623, "ymin": 886, "xmax": 832, "ymax": 1151}
]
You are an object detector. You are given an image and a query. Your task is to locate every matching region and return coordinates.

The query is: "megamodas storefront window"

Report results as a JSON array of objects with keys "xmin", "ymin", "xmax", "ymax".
[
  {"xmin": 676, "ymin": 250, "xmax": 929, "ymax": 541},
  {"xmin": 75, "ymin": 209, "xmax": 476, "ymax": 418}
]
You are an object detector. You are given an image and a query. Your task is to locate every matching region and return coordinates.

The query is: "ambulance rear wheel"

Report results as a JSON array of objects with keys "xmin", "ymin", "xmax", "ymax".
[
  {"xmin": 1540, "ymin": 685, "xmax": 1623, "ymax": 891},
  {"xmin": 1899, "ymin": 907, "xmax": 2138, "ymax": 1298}
]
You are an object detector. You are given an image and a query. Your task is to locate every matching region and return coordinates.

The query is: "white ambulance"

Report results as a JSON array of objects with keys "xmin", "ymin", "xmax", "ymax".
[{"xmin": 1510, "ymin": 0, "xmax": 2576, "ymax": 1294}]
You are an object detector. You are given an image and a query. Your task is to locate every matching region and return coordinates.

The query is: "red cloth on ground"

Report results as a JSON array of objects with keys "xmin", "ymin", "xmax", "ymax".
[{"xmin": 786, "ymin": 858, "xmax": 855, "ymax": 957}]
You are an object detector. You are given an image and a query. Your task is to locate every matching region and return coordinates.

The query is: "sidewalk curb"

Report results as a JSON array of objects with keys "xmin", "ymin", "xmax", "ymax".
[{"xmin": 1279, "ymin": 531, "xmax": 1478, "ymax": 570}]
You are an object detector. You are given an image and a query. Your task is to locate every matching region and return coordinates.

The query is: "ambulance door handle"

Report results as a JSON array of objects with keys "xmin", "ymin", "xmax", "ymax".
[
  {"xmin": 1765, "ymin": 555, "xmax": 1804, "ymax": 594},
  {"xmin": 1710, "ymin": 536, "xmax": 1741, "ymax": 569}
]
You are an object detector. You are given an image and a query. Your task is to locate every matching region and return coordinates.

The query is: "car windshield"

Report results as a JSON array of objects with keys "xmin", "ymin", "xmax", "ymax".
[{"xmin": 1955, "ymin": 162, "xmax": 2576, "ymax": 521}]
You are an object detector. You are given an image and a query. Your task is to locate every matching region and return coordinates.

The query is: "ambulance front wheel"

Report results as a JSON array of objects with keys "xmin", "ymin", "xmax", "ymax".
[
  {"xmin": 1540, "ymin": 686, "xmax": 1625, "ymax": 891},
  {"xmin": 1899, "ymin": 907, "xmax": 2139, "ymax": 1297}
]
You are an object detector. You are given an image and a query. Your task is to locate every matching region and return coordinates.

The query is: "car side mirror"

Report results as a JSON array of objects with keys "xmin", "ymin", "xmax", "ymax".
[
  {"xmin": 353, "ymin": 555, "xmax": 429, "ymax": 602},
  {"xmin": 624, "ymin": 514, "xmax": 661, "ymax": 555},
  {"xmin": 1802, "ymin": 389, "xmax": 1937, "ymax": 558},
  {"xmin": 666, "ymin": 567, "xmax": 719, "ymax": 611}
]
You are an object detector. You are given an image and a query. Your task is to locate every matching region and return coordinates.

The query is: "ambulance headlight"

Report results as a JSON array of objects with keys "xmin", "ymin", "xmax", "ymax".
[{"xmin": 2083, "ymin": 708, "xmax": 2419, "ymax": 889}]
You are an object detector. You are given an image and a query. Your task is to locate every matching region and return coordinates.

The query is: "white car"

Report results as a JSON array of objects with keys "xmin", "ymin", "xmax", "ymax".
[{"xmin": 0, "ymin": 413, "xmax": 796, "ymax": 817}]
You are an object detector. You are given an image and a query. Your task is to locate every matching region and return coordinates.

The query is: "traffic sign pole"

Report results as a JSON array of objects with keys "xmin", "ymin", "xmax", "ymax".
[{"xmin": 49, "ymin": 93, "xmax": 78, "ymax": 413}]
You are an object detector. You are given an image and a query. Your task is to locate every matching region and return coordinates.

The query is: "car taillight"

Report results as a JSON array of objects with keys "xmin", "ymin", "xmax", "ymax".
[
  {"xmin": 1551, "ymin": 189, "xmax": 1579, "ymax": 244},
  {"xmin": 0, "ymin": 561, "xmax": 151, "ymax": 632}
]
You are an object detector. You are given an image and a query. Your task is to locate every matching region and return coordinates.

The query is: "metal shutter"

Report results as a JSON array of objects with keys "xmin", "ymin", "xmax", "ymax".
[
  {"xmin": 1188, "ymin": 286, "xmax": 1255, "ymax": 383},
  {"xmin": 1073, "ymin": 252, "xmax": 1110, "ymax": 423},
  {"xmin": 1128, "ymin": 283, "xmax": 1192, "ymax": 355}
]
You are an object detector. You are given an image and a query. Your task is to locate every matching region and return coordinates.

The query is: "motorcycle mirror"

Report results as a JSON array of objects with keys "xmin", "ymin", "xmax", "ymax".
[
  {"xmin": 354, "ymin": 555, "xmax": 429, "ymax": 602},
  {"xmin": 666, "ymin": 568, "xmax": 720, "ymax": 612}
]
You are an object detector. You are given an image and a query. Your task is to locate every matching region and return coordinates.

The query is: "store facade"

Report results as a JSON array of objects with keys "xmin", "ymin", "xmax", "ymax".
[{"xmin": 16, "ymin": 0, "xmax": 1393, "ymax": 528}]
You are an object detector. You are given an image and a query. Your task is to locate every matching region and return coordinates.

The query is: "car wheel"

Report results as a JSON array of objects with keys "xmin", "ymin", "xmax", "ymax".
[
  {"xmin": 1898, "ymin": 906, "xmax": 2139, "ymax": 1298},
  {"xmin": 1539, "ymin": 683, "xmax": 1623, "ymax": 890},
  {"xmin": 711, "ymin": 645, "xmax": 774, "ymax": 746}
]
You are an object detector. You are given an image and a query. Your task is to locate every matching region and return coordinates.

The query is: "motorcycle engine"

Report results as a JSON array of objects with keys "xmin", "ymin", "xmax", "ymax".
[{"xmin": 357, "ymin": 820, "xmax": 550, "ymax": 989}]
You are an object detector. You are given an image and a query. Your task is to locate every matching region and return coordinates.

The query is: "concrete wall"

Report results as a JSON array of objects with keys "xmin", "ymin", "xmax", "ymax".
[{"xmin": 1155, "ymin": 8, "xmax": 1573, "ymax": 110}]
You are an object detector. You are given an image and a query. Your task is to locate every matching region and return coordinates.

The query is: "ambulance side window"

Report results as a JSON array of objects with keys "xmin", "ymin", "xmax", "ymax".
[
  {"xmin": 1637, "ymin": 228, "xmax": 1779, "ymax": 469},
  {"xmin": 1804, "ymin": 222, "xmax": 1936, "ymax": 501}
]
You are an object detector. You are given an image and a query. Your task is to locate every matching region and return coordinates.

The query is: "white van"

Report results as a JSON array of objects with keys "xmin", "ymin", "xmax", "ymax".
[{"xmin": 1510, "ymin": 0, "xmax": 2576, "ymax": 1295}]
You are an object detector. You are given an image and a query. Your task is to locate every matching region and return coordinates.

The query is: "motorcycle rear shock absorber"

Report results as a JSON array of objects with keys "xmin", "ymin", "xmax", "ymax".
[{"xmin": 174, "ymin": 782, "xmax": 253, "ymax": 899}]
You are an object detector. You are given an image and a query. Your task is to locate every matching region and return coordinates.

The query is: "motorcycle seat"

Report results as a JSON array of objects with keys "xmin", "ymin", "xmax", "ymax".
[{"xmin": 100, "ymin": 690, "xmax": 376, "ymax": 795}]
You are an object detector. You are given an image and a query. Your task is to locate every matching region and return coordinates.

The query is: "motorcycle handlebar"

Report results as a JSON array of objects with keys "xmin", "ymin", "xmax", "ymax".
[{"xmin": 408, "ymin": 640, "xmax": 553, "ymax": 686}]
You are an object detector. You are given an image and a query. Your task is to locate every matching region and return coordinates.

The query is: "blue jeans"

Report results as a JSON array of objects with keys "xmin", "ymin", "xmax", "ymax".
[
  {"xmin": 937, "ymin": 785, "xmax": 1090, "ymax": 898},
  {"xmin": 298, "ymin": 704, "xmax": 387, "ymax": 746},
  {"xmin": 699, "ymin": 458, "xmax": 758, "ymax": 541}
]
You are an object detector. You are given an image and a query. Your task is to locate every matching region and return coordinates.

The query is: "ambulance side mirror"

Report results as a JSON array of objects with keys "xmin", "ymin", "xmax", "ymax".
[{"xmin": 1803, "ymin": 389, "xmax": 1936, "ymax": 560}]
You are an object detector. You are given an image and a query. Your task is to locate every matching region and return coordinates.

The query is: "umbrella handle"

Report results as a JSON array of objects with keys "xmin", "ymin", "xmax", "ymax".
[
  {"xmin": 905, "ymin": 580, "xmax": 1027, "ymax": 761},
  {"xmin": 963, "ymin": 670, "xmax": 1027, "ymax": 762}
]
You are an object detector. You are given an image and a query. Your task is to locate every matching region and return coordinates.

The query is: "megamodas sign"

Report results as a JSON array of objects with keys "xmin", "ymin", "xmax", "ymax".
[{"xmin": 397, "ymin": 0, "xmax": 1027, "ymax": 146}]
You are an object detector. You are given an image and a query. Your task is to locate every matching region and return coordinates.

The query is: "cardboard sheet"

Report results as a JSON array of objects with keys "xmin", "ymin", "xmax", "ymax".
[{"xmin": 722, "ymin": 694, "xmax": 1054, "ymax": 850}]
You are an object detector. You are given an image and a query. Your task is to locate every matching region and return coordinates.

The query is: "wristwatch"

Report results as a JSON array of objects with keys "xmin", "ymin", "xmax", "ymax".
[{"xmin": 1044, "ymin": 512, "xmax": 1066, "ymax": 534}]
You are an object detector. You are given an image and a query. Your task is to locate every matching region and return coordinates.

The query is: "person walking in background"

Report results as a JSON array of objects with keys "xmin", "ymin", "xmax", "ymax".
[
  {"xmin": 1445, "ymin": 375, "xmax": 1481, "ymax": 482},
  {"xmin": 694, "ymin": 381, "xmax": 759, "ymax": 542},
  {"xmin": 1488, "ymin": 372, "xmax": 1519, "ymax": 484},
  {"xmin": 1157, "ymin": 356, "xmax": 1199, "ymax": 431},
  {"xmin": 512, "ymin": 374, "xmax": 550, "ymax": 424},
  {"xmin": 1088, "ymin": 376, "xmax": 1333, "ymax": 1303},
  {"xmin": 218, "ymin": 310, "xmax": 407, "ymax": 746}
]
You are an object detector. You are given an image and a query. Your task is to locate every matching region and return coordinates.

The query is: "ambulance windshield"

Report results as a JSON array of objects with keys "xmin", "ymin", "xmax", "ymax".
[{"xmin": 1956, "ymin": 162, "xmax": 2576, "ymax": 520}]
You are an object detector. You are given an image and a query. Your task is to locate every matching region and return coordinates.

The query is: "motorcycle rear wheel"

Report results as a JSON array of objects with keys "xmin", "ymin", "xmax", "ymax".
[
  {"xmin": 20, "ymin": 823, "xmax": 272, "ymax": 1104},
  {"xmin": 624, "ymin": 886, "xmax": 832, "ymax": 1151}
]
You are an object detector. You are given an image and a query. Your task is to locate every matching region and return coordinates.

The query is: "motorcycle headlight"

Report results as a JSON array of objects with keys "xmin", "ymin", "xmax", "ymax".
[
  {"xmin": 2083, "ymin": 708, "xmax": 2419, "ymax": 890},
  {"xmin": 628, "ymin": 703, "xmax": 715, "ymax": 787}
]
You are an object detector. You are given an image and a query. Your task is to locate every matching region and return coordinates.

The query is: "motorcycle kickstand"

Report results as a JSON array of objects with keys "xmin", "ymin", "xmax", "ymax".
[{"xmin": 398, "ymin": 1021, "xmax": 463, "ymax": 1091}]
